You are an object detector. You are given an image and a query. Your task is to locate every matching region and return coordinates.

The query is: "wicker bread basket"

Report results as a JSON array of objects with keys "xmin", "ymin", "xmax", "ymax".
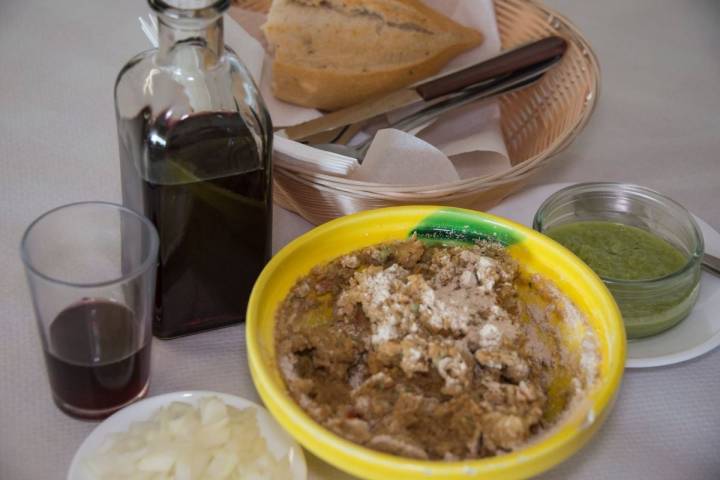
[{"xmin": 235, "ymin": 0, "xmax": 600, "ymax": 224}]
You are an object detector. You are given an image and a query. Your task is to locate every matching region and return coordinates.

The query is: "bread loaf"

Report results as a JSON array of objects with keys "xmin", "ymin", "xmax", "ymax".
[{"xmin": 262, "ymin": 0, "xmax": 484, "ymax": 110}]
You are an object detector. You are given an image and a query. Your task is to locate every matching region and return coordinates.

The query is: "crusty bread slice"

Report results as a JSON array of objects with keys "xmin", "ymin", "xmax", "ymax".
[{"xmin": 262, "ymin": 0, "xmax": 484, "ymax": 110}]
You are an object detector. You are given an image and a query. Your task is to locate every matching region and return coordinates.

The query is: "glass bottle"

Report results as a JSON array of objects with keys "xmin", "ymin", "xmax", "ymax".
[{"xmin": 115, "ymin": 0, "xmax": 273, "ymax": 338}]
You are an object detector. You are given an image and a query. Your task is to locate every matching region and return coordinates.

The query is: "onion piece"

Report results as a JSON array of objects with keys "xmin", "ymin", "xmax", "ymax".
[{"xmin": 84, "ymin": 397, "xmax": 292, "ymax": 480}]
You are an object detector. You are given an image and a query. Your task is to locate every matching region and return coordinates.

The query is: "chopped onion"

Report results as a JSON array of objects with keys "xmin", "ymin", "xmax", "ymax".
[{"xmin": 84, "ymin": 397, "xmax": 292, "ymax": 480}]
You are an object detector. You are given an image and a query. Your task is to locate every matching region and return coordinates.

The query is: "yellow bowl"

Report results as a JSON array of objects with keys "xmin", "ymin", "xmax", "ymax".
[{"xmin": 247, "ymin": 206, "xmax": 625, "ymax": 480}]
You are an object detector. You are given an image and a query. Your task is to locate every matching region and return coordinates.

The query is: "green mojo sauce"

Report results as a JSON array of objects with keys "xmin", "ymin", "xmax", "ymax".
[{"xmin": 545, "ymin": 221, "xmax": 687, "ymax": 281}]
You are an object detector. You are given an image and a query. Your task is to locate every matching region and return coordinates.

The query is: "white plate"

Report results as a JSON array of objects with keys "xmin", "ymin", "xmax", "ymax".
[
  {"xmin": 489, "ymin": 182, "xmax": 720, "ymax": 368},
  {"xmin": 67, "ymin": 390, "xmax": 307, "ymax": 480}
]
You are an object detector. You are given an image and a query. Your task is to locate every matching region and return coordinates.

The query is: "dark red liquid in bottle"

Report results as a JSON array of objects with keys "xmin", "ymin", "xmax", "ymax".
[
  {"xmin": 119, "ymin": 111, "xmax": 272, "ymax": 338},
  {"xmin": 44, "ymin": 300, "xmax": 150, "ymax": 419}
]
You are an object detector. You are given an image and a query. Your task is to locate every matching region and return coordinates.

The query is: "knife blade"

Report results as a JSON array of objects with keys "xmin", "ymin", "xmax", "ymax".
[{"xmin": 281, "ymin": 36, "xmax": 567, "ymax": 141}]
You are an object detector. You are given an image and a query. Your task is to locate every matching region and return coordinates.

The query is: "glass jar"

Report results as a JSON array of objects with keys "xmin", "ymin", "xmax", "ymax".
[
  {"xmin": 115, "ymin": 0, "xmax": 273, "ymax": 338},
  {"xmin": 533, "ymin": 182, "xmax": 704, "ymax": 339}
]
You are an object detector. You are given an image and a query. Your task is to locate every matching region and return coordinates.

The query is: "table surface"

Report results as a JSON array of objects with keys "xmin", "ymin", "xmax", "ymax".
[{"xmin": 1, "ymin": 0, "xmax": 719, "ymax": 478}]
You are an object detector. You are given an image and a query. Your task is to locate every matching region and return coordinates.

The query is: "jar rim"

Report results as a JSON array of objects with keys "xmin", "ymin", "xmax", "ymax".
[
  {"xmin": 532, "ymin": 182, "xmax": 704, "ymax": 287},
  {"xmin": 149, "ymin": 0, "xmax": 230, "ymax": 20}
]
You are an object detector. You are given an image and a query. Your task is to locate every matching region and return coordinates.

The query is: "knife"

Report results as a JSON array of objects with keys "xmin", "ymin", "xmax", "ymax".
[
  {"xmin": 309, "ymin": 56, "xmax": 561, "ymax": 147},
  {"xmin": 281, "ymin": 36, "xmax": 568, "ymax": 141}
]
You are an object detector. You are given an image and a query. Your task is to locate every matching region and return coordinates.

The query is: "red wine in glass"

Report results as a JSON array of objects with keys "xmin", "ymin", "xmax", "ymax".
[{"xmin": 43, "ymin": 299, "xmax": 150, "ymax": 419}]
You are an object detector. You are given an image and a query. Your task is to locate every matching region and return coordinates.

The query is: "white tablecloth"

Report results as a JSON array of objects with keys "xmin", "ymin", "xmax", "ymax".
[{"xmin": 1, "ymin": 0, "xmax": 719, "ymax": 478}]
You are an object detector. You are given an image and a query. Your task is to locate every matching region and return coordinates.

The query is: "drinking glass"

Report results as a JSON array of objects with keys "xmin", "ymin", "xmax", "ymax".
[{"xmin": 21, "ymin": 202, "xmax": 159, "ymax": 419}]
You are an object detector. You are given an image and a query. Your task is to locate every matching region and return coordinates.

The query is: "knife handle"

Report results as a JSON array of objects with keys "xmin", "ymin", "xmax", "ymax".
[
  {"xmin": 704, "ymin": 253, "xmax": 720, "ymax": 276},
  {"xmin": 415, "ymin": 36, "xmax": 567, "ymax": 101}
]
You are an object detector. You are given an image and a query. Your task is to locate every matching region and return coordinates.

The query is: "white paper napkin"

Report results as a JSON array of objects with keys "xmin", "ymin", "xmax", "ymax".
[{"xmin": 352, "ymin": 129, "xmax": 461, "ymax": 185}]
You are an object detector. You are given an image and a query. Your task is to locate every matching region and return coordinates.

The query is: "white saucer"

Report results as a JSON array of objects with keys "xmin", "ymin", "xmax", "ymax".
[
  {"xmin": 67, "ymin": 391, "xmax": 307, "ymax": 480},
  {"xmin": 489, "ymin": 182, "xmax": 720, "ymax": 369}
]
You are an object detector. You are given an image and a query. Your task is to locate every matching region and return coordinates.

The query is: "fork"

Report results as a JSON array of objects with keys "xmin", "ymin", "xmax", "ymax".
[{"xmin": 310, "ymin": 57, "xmax": 558, "ymax": 162}]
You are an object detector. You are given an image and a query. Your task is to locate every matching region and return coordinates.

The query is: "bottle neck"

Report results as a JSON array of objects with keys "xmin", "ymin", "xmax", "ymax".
[{"xmin": 156, "ymin": 14, "xmax": 224, "ymax": 67}]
